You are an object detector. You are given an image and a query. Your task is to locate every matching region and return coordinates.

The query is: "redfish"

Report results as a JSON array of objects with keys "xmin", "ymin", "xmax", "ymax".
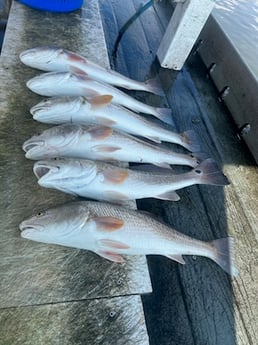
[
  {"xmin": 30, "ymin": 95, "xmax": 200, "ymax": 151},
  {"xmin": 20, "ymin": 46, "xmax": 164, "ymax": 95},
  {"xmin": 19, "ymin": 201, "xmax": 238, "ymax": 276},
  {"xmin": 22, "ymin": 124, "xmax": 203, "ymax": 168},
  {"xmin": 26, "ymin": 72, "xmax": 171, "ymax": 124},
  {"xmin": 33, "ymin": 158, "xmax": 229, "ymax": 202}
]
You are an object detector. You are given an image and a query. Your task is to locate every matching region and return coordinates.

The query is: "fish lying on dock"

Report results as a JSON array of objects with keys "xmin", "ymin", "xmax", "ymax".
[
  {"xmin": 20, "ymin": 46, "xmax": 164, "ymax": 95},
  {"xmin": 19, "ymin": 201, "xmax": 238, "ymax": 276},
  {"xmin": 22, "ymin": 124, "xmax": 204, "ymax": 167},
  {"xmin": 33, "ymin": 158, "xmax": 230, "ymax": 202},
  {"xmin": 30, "ymin": 95, "xmax": 200, "ymax": 151},
  {"xmin": 26, "ymin": 72, "xmax": 172, "ymax": 124}
]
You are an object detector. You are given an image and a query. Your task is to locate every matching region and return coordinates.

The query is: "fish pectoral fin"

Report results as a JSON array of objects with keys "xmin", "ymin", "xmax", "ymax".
[
  {"xmin": 165, "ymin": 254, "xmax": 185, "ymax": 264},
  {"xmin": 96, "ymin": 250, "xmax": 125, "ymax": 263},
  {"xmin": 88, "ymin": 126, "xmax": 113, "ymax": 140},
  {"xmin": 70, "ymin": 66, "xmax": 88, "ymax": 76},
  {"xmin": 92, "ymin": 145, "xmax": 121, "ymax": 152},
  {"xmin": 103, "ymin": 169, "xmax": 129, "ymax": 184},
  {"xmin": 98, "ymin": 239, "xmax": 130, "ymax": 249},
  {"xmin": 156, "ymin": 191, "xmax": 180, "ymax": 201},
  {"xmin": 92, "ymin": 216, "xmax": 124, "ymax": 231},
  {"xmin": 89, "ymin": 95, "xmax": 113, "ymax": 108}
]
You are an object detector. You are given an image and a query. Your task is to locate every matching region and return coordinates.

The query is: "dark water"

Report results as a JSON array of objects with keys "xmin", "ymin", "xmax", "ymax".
[{"xmin": 214, "ymin": 0, "xmax": 258, "ymax": 80}]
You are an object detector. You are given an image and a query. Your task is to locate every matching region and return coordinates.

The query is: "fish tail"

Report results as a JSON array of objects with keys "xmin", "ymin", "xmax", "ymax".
[
  {"xmin": 145, "ymin": 78, "xmax": 165, "ymax": 96},
  {"xmin": 194, "ymin": 159, "xmax": 230, "ymax": 186},
  {"xmin": 209, "ymin": 237, "xmax": 239, "ymax": 276},
  {"xmin": 181, "ymin": 129, "xmax": 200, "ymax": 152},
  {"xmin": 154, "ymin": 107, "xmax": 172, "ymax": 124}
]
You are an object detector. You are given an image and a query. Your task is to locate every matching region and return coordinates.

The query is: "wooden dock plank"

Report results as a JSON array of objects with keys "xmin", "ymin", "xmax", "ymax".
[
  {"xmin": 0, "ymin": 1, "xmax": 151, "ymax": 343},
  {"xmin": 0, "ymin": 295, "xmax": 149, "ymax": 345},
  {"xmin": 99, "ymin": 1, "xmax": 258, "ymax": 344}
]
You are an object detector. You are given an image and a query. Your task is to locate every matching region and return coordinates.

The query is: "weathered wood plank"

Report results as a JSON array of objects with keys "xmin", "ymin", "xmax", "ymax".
[
  {"xmin": 99, "ymin": 1, "xmax": 258, "ymax": 344},
  {"xmin": 0, "ymin": 295, "xmax": 149, "ymax": 345},
  {"xmin": 187, "ymin": 54, "xmax": 258, "ymax": 345},
  {"xmin": 0, "ymin": 0, "xmax": 151, "ymax": 309},
  {"xmin": 157, "ymin": 0, "xmax": 216, "ymax": 70}
]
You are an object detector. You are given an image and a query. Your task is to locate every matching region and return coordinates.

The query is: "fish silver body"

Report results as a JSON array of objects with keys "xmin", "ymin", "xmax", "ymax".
[
  {"xmin": 26, "ymin": 72, "xmax": 171, "ymax": 124},
  {"xmin": 22, "ymin": 124, "xmax": 202, "ymax": 167},
  {"xmin": 33, "ymin": 158, "xmax": 229, "ymax": 202},
  {"xmin": 19, "ymin": 201, "xmax": 238, "ymax": 276},
  {"xmin": 20, "ymin": 46, "xmax": 164, "ymax": 95},
  {"xmin": 30, "ymin": 95, "xmax": 200, "ymax": 152}
]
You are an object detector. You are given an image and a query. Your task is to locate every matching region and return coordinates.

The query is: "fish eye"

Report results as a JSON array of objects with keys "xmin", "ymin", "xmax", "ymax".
[{"xmin": 36, "ymin": 211, "xmax": 45, "ymax": 217}]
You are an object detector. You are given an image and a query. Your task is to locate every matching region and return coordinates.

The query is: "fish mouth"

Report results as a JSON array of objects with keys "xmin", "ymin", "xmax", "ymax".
[
  {"xmin": 33, "ymin": 161, "xmax": 60, "ymax": 180},
  {"xmin": 22, "ymin": 140, "xmax": 47, "ymax": 159},
  {"xmin": 30, "ymin": 103, "xmax": 50, "ymax": 117},
  {"xmin": 19, "ymin": 50, "xmax": 35, "ymax": 63},
  {"xmin": 19, "ymin": 220, "xmax": 44, "ymax": 235}
]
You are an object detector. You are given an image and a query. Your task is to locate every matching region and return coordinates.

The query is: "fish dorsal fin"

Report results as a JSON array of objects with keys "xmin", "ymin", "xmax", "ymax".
[
  {"xmin": 92, "ymin": 145, "xmax": 121, "ymax": 152},
  {"xmin": 88, "ymin": 126, "xmax": 113, "ymax": 140},
  {"xmin": 166, "ymin": 254, "xmax": 185, "ymax": 264},
  {"xmin": 145, "ymin": 136, "xmax": 162, "ymax": 144},
  {"xmin": 96, "ymin": 250, "xmax": 125, "ymax": 263},
  {"xmin": 155, "ymin": 163, "xmax": 173, "ymax": 169},
  {"xmin": 156, "ymin": 191, "xmax": 180, "ymax": 201},
  {"xmin": 98, "ymin": 239, "xmax": 130, "ymax": 249},
  {"xmin": 92, "ymin": 216, "xmax": 124, "ymax": 231},
  {"xmin": 103, "ymin": 169, "xmax": 129, "ymax": 184},
  {"xmin": 89, "ymin": 95, "xmax": 113, "ymax": 108}
]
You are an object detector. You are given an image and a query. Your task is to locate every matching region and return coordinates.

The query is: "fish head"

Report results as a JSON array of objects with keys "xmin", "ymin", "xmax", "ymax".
[
  {"xmin": 20, "ymin": 46, "xmax": 68, "ymax": 72},
  {"xmin": 19, "ymin": 203, "xmax": 92, "ymax": 248},
  {"xmin": 22, "ymin": 124, "xmax": 81, "ymax": 160},
  {"xmin": 26, "ymin": 71, "xmax": 74, "ymax": 96},
  {"xmin": 30, "ymin": 96, "xmax": 88, "ymax": 124},
  {"xmin": 33, "ymin": 158, "xmax": 97, "ymax": 192}
]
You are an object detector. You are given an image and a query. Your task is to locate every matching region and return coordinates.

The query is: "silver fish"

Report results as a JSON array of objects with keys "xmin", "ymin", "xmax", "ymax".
[
  {"xmin": 30, "ymin": 95, "xmax": 200, "ymax": 152},
  {"xmin": 26, "ymin": 72, "xmax": 172, "ymax": 124},
  {"xmin": 20, "ymin": 46, "xmax": 164, "ymax": 95},
  {"xmin": 22, "ymin": 124, "xmax": 203, "ymax": 168},
  {"xmin": 19, "ymin": 201, "xmax": 238, "ymax": 276},
  {"xmin": 33, "ymin": 158, "xmax": 229, "ymax": 202}
]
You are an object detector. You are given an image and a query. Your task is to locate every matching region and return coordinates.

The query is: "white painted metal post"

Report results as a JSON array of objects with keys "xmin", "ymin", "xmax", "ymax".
[{"xmin": 157, "ymin": 0, "xmax": 216, "ymax": 70}]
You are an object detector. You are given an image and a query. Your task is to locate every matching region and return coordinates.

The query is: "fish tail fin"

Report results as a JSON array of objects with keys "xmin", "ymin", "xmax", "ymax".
[
  {"xmin": 181, "ymin": 130, "xmax": 201, "ymax": 152},
  {"xmin": 209, "ymin": 237, "xmax": 239, "ymax": 276},
  {"xmin": 154, "ymin": 107, "xmax": 172, "ymax": 124},
  {"xmin": 194, "ymin": 159, "xmax": 230, "ymax": 186},
  {"xmin": 145, "ymin": 78, "xmax": 165, "ymax": 96}
]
